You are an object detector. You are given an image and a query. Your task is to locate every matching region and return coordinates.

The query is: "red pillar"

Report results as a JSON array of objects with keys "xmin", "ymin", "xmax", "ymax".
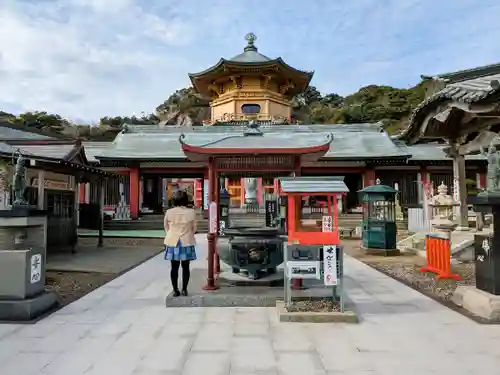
[
  {"xmin": 292, "ymin": 163, "xmax": 303, "ymax": 290},
  {"xmin": 204, "ymin": 159, "xmax": 218, "ymax": 290},
  {"xmin": 203, "ymin": 169, "xmax": 209, "ymax": 219},
  {"xmin": 363, "ymin": 168, "xmax": 376, "ymax": 187},
  {"xmin": 79, "ymin": 183, "xmax": 86, "ymax": 204},
  {"xmin": 129, "ymin": 168, "xmax": 140, "ymax": 219},
  {"xmin": 479, "ymin": 172, "xmax": 486, "ymax": 190},
  {"xmin": 421, "ymin": 166, "xmax": 429, "ymax": 186},
  {"xmin": 215, "ymin": 175, "xmax": 221, "ymax": 274}
]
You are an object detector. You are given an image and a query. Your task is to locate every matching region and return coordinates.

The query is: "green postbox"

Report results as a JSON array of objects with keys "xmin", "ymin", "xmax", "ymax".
[{"xmin": 358, "ymin": 183, "xmax": 398, "ymax": 252}]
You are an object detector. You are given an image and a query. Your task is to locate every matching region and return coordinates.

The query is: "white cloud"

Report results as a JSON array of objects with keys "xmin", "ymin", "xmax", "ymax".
[
  {"xmin": 0, "ymin": 0, "xmax": 203, "ymax": 121},
  {"xmin": 1, "ymin": 0, "xmax": 500, "ymax": 122}
]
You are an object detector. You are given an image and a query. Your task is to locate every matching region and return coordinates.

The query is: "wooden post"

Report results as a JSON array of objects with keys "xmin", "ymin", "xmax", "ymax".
[
  {"xmin": 203, "ymin": 159, "xmax": 218, "ymax": 290},
  {"xmin": 98, "ymin": 179, "xmax": 104, "ymax": 248},
  {"xmin": 37, "ymin": 170, "xmax": 45, "ymax": 210},
  {"xmin": 451, "ymin": 146, "xmax": 469, "ymax": 230}
]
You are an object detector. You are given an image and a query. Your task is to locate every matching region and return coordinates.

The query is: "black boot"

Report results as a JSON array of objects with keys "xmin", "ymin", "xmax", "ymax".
[{"xmin": 173, "ymin": 289, "xmax": 181, "ymax": 297}]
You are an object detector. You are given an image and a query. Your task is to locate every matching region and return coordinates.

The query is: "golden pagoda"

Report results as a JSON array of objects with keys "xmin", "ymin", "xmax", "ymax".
[{"xmin": 188, "ymin": 33, "xmax": 314, "ymax": 124}]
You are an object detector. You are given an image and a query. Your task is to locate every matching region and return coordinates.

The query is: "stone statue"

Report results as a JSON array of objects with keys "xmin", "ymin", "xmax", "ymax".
[
  {"xmin": 480, "ymin": 140, "xmax": 500, "ymax": 192},
  {"xmin": 244, "ymin": 178, "xmax": 257, "ymax": 204},
  {"xmin": 12, "ymin": 155, "xmax": 28, "ymax": 206}
]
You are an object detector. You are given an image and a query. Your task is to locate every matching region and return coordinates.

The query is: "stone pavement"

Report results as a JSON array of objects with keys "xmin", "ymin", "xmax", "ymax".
[{"xmin": 1, "ymin": 235, "xmax": 500, "ymax": 375}]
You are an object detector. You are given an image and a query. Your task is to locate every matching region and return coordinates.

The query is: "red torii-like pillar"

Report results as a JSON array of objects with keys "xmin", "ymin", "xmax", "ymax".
[{"xmin": 179, "ymin": 130, "xmax": 334, "ymax": 290}]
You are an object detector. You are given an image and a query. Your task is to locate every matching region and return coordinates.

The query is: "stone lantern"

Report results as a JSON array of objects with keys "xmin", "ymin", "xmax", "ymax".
[{"xmin": 429, "ymin": 182, "xmax": 459, "ymax": 233}]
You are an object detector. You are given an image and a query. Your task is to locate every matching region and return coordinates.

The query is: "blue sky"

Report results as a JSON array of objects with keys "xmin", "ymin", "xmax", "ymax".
[{"xmin": 1, "ymin": 0, "xmax": 499, "ymax": 122}]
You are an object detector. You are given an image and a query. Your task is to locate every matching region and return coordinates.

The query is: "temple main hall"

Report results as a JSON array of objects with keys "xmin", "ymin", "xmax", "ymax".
[{"xmin": 79, "ymin": 34, "xmax": 486, "ymax": 219}]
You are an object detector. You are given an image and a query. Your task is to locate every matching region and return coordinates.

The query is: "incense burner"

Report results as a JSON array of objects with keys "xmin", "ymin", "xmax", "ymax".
[{"xmin": 221, "ymin": 227, "xmax": 284, "ymax": 280}]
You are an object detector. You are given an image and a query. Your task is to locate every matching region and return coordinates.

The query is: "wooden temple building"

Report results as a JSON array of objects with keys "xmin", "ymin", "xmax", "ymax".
[
  {"xmin": 80, "ymin": 34, "xmax": 490, "ymax": 220},
  {"xmin": 0, "ymin": 119, "xmax": 110, "ymax": 252}
]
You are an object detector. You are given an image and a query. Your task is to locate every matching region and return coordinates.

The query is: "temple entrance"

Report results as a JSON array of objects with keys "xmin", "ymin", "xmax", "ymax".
[
  {"xmin": 142, "ymin": 174, "xmax": 161, "ymax": 214},
  {"xmin": 139, "ymin": 172, "xmax": 205, "ymax": 215}
]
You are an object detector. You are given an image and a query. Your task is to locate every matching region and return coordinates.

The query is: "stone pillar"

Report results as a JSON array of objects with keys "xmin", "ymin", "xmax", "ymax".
[
  {"xmin": 0, "ymin": 212, "xmax": 58, "ymax": 321},
  {"xmin": 394, "ymin": 182, "xmax": 404, "ymax": 221},
  {"xmin": 452, "ymin": 153, "xmax": 469, "ymax": 230}
]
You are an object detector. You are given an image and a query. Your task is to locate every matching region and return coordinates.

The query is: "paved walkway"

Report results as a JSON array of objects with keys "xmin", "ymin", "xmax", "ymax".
[{"xmin": 1, "ymin": 236, "xmax": 500, "ymax": 375}]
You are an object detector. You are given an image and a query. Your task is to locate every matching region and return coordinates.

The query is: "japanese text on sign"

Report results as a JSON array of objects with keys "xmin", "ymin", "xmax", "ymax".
[
  {"xmin": 323, "ymin": 245, "xmax": 338, "ymax": 286},
  {"xmin": 30, "ymin": 254, "xmax": 42, "ymax": 284},
  {"xmin": 322, "ymin": 215, "xmax": 333, "ymax": 232},
  {"xmin": 287, "ymin": 261, "xmax": 321, "ymax": 280},
  {"xmin": 209, "ymin": 202, "xmax": 218, "ymax": 234}
]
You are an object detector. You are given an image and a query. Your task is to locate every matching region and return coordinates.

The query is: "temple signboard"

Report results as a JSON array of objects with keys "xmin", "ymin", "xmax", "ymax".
[
  {"xmin": 215, "ymin": 155, "xmax": 295, "ymax": 171},
  {"xmin": 31, "ymin": 178, "xmax": 70, "ymax": 191}
]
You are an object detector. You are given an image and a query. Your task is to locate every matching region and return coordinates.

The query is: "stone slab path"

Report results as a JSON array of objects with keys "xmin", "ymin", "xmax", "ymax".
[{"xmin": 1, "ymin": 235, "xmax": 500, "ymax": 375}]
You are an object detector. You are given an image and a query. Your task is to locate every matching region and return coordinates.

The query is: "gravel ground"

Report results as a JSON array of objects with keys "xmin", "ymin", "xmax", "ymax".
[
  {"xmin": 368, "ymin": 261, "xmax": 475, "ymax": 301},
  {"xmin": 45, "ymin": 271, "xmax": 116, "ymax": 306},
  {"xmin": 342, "ymin": 240, "xmax": 476, "ymax": 303},
  {"xmin": 286, "ymin": 299, "xmax": 340, "ymax": 312}
]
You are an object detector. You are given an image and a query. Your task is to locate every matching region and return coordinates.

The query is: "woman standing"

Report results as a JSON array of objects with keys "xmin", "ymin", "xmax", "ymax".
[{"xmin": 164, "ymin": 190, "xmax": 197, "ymax": 296}]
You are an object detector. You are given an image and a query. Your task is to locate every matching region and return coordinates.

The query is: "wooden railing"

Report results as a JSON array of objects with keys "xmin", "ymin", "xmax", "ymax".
[{"xmin": 203, "ymin": 113, "xmax": 290, "ymax": 124}]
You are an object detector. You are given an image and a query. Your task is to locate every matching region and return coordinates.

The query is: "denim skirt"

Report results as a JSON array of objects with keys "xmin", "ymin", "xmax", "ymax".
[{"xmin": 164, "ymin": 240, "xmax": 197, "ymax": 261}]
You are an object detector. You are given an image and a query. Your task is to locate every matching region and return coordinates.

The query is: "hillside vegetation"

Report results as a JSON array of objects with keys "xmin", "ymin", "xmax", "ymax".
[{"xmin": 0, "ymin": 81, "xmax": 431, "ymax": 141}]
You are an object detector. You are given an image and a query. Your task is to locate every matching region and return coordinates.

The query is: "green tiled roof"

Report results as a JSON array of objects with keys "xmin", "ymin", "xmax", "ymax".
[
  {"xmin": 14, "ymin": 144, "xmax": 76, "ymax": 160},
  {"xmin": 97, "ymin": 122, "xmax": 409, "ymax": 160},
  {"xmin": 403, "ymin": 71, "xmax": 500, "ymax": 143},
  {"xmin": 83, "ymin": 141, "xmax": 115, "ymax": 163},
  {"xmin": 93, "ymin": 122, "xmax": 487, "ymax": 163},
  {"xmin": 393, "ymin": 141, "xmax": 486, "ymax": 161},
  {"xmin": 421, "ymin": 62, "xmax": 500, "ymax": 84},
  {"xmin": 280, "ymin": 176, "xmax": 349, "ymax": 193}
]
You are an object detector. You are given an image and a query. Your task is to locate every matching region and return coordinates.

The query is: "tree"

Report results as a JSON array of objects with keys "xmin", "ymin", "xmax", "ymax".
[{"xmin": 1, "ymin": 78, "xmax": 431, "ymax": 141}]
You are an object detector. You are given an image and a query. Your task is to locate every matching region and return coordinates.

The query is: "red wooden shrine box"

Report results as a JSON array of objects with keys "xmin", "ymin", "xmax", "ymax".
[{"xmin": 279, "ymin": 176, "xmax": 349, "ymax": 246}]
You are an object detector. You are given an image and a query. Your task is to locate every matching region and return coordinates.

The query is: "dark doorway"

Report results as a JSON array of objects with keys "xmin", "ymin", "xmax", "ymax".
[{"xmin": 142, "ymin": 174, "xmax": 162, "ymax": 213}]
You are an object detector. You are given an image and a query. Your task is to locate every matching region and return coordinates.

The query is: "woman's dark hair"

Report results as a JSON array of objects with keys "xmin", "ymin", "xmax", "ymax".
[{"xmin": 171, "ymin": 190, "xmax": 189, "ymax": 207}]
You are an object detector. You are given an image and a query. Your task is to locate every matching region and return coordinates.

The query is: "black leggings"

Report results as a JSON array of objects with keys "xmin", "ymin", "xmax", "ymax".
[{"xmin": 170, "ymin": 260, "xmax": 190, "ymax": 291}]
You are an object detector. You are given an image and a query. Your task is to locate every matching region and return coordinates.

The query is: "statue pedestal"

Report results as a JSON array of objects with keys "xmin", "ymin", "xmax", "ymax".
[
  {"xmin": 470, "ymin": 193, "xmax": 500, "ymax": 296},
  {"xmin": 0, "ymin": 209, "xmax": 58, "ymax": 321}
]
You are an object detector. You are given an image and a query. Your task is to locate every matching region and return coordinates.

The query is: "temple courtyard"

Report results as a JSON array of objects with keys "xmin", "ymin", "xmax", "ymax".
[{"xmin": 0, "ymin": 235, "xmax": 499, "ymax": 375}]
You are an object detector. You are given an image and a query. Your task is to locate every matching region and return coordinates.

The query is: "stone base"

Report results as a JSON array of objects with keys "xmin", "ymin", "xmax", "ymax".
[
  {"xmin": 276, "ymin": 301, "xmax": 358, "ymax": 323},
  {"xmin": 0, "ymin": 291, "xmax": 59, "ymax": 322},
  {"xmin": 217, "ymin": 270, "xmax": 284, "ymax": 287},
  {"xmin": 363, "ymin": 247, "xmax": 400, "ymax": 256},
  {"xmin": 452, "ymin": 285, "xmax": 500, "ymax": 321}
]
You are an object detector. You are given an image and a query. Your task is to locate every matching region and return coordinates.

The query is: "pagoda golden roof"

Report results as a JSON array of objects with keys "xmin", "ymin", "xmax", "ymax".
[{"xmin": 188, "ymin": 33, "xmax": 314, "ymax": 98}]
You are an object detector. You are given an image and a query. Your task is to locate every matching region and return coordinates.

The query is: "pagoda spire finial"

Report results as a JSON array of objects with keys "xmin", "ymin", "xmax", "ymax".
[{"xmin": 244, "ymin": 32, "xmax": 257, "ymax": 52}]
